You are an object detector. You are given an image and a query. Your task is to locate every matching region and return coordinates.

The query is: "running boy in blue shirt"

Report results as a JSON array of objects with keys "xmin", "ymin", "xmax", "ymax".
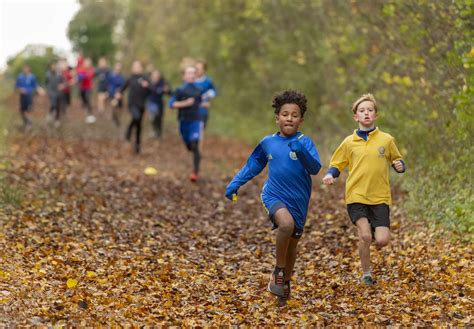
[
  {"xmin": 15, "ymin": 64, "xmax": 38, "ymax": 130},
  {"xmin": 169, "ymin": 65, "xmax": 203, "ymax": 182},
  {"xmin": 226, "ymin": 90, "xmax": 321, "ymax": 304}
]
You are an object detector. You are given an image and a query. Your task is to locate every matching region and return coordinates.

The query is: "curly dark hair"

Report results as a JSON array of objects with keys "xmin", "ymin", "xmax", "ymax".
[{"xmin": 272, "ymin": 90, "xmax": 307, "ymax": 117}]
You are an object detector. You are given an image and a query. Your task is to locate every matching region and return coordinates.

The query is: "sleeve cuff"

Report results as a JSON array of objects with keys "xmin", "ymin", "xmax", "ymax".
[
  {"xmin": 327, "ymin": 167, "xmax": 340, "ymax": 178},
  {"xmin": 392, "ymin": 159, "xmax": 406, "ymax": 173}
]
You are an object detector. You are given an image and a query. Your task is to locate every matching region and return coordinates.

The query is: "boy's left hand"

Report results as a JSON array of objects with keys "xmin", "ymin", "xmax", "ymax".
[
  {"xmin": 392, "ymin": 160, "xmax": 404, "ymax": 172},
  {"xmin": 288, "ymin": 140, "xmax": 303, "ymax": 152}
]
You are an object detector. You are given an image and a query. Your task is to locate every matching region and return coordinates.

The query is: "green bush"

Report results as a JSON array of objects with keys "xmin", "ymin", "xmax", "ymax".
[
  {"xmin": 6, "ymin": 46, "xmax": 59, "ymax": 84},
  {"xmin": 0, "ymin": 93, "xmax": 23, "ymax": 208}
]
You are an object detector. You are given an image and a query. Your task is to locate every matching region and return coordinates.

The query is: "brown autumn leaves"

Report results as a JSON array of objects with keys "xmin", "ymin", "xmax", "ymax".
[{"xmin": 0, "ymin": 109, "xmax": 472, "ymax": 326}]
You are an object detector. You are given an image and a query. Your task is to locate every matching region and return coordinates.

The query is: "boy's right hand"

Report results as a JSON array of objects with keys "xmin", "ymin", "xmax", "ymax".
[
  {"xmin": 322, "ymin": 174, "xmax": 335, "ymax": 185},
  {"xmin": 225, "ymin": 186, "xmax": 238, "ymax": 201}
]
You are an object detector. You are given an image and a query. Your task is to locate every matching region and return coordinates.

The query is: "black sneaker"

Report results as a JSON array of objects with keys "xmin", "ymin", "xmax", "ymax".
[
  {"xmin": 278, "ymin": 281, "xmax": 291, "ymax": 306},
  {"xmin": 362, "ymin": 275, "xmax": 375, "ymax": 286},
  {"xmin": 268, "ymin": 270, "xmax": 285, "ymax": 297}
]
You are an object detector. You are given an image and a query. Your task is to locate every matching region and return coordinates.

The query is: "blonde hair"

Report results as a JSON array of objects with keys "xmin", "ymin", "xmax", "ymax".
[{"xmin": 352, "ymin": 93, "xmax": 378, "ymax": 114}]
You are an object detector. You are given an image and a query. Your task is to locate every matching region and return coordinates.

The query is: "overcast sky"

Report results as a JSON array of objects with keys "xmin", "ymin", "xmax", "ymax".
[{"xmin": 0, "ymin": 0, "xmax": 80, "ymax": 70}]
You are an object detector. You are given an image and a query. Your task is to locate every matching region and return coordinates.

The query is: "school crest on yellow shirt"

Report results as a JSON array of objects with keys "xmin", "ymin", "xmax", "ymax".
[{"xmin": 378, "ymin": 146, "xmax": 385, "ymax": 157}]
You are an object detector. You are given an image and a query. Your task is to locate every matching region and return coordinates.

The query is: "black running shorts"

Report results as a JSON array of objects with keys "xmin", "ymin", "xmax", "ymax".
[{"xmin": 347, "ymin": 203, "xmax": 390, "ymax": 229}]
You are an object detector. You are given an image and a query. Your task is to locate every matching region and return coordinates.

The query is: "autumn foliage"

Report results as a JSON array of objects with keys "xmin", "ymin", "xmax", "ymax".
[{"xmin": 0, "ymin": 105, "xmax": 472, "ymax": 325}]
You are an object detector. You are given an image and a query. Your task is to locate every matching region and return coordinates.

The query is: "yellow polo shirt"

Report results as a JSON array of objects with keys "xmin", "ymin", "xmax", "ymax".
[{"xmin": 329, "ymin": 127, "xmax": 403, "ymax": 205}]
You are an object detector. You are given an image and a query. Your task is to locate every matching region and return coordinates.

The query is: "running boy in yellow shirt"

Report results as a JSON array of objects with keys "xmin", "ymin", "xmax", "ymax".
[{"xmin": 323, "ymin": 93, "xmax": 405, "ymax": 286}]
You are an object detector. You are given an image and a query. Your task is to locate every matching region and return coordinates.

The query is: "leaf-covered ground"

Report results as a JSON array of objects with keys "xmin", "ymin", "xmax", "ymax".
[{"xmin": 0, "ymin": 102, "xmax": 472, "ymax": 326}]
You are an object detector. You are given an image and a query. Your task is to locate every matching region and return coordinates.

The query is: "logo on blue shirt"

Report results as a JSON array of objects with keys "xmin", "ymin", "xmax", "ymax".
[{"xmin": 289, "ymin": 152, "xmax": 298, "ymax": 160}]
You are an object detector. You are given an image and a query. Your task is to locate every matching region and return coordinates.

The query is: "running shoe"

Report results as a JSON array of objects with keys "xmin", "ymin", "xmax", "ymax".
[
  {"xmin": 189, "ymin": 172, "xmax": 199, "ymax": 182},
  {"xmin": 85, "ymin": 115, "xmax": 96, "ymax": 124},
  {"xmin": 278, "ymin": 281, "xmax": 291, "ymax": 306},
  {"xmin": 362, "ymin": 274, "xmax": 375, "ymax": 286},
  {"xmin": 268, "ymin": 270, "xmax": 285, "ymax": 297}
]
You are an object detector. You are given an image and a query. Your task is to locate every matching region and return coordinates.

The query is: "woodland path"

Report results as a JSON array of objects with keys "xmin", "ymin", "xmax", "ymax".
[{"xmin": 0, "ymin": 98, "xmax": 472, "ymax": 326}]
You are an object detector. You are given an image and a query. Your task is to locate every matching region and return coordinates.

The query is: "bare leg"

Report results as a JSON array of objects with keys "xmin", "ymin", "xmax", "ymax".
[
  {"xmin": 21, "ymin": 111, "xmax": 31, "ymax": 130},
  {"xmin": 356, "ymin": 217, "xmax": 372, "ymax": 273},
  {"xmin": 273, "ymin": 208, "xmax": 295, "ymax": 269},
  {"xmin": 374, "ymin": 227, "xmax": 390, "ymax": 250},
  {"xmin": 285, "ymin": 237, "xmax": 299, "ymax": 281},
  {"xmin": 97, "ymin": 92, "xmax": 107, "ymax": 112},
  {"xmin": 112, "ymin": 105, "xmax": 121, "ymax": 127}
]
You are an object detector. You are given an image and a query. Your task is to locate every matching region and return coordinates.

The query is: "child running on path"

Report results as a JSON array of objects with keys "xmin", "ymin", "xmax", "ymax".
[
  {"xmin": 108, "ymin": 62, "xmax": 125, "ymax": 127},
  {"xmin": 58, "ymin": 58, "xmax": 74, "ymax": 114},
  {"xmin": 147, "ymin": 69, "xmax": 171, "ymax": 138},
  {"xmin": 195, "ymin": 60, "xmax": 217, "ymax": 130},
  {"xmin": 76, "ymin": 57, "xmax": 96, "ymax": 123},
  {"xmin": 95, "ymin": 57, "xmax": 110, "ymax": 113},
  {"xmin": 226, "ymin": 90, "xmax": 321, "ymax": 305},
  {"xmin": 116, "ymin": 60, "xmax": 150, "ymax": 154},
  {"xmin": 15, "ymin": 64, "xmax": 39, "ymax": 130},
  {"xmin": 322, "ymin": 93, "xmax": 405, "ymax": 286},
  {"xmin": 169, "ymin": 66, "xmax": 203, "ymax": 182},
  {"xmin": 44, "ymin": 62, "xmax": 65, "ymax": 127}
]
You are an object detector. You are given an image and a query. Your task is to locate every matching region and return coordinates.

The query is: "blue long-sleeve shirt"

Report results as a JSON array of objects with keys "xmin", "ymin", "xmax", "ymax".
[
  {"xmin": 107, "ymin": 72, "xmax": 125, "ymax": 97},
  {"xmin": 195, "ymin": 75, "xmax": 216, "ymax": 117},
  {"xmin": 148, "ymin": 78, "xmax": 171, "ymax": 108},
  {"xmin": 15, "ymin": 73, "xmax": 37, "ymax": 95},
  {"xmin": 95, "ymin": 68, "xmax": 110, "ymax": 92},
  {"xmin": 195, "ymin": 75, "xmax": 217, "ymax": 101},
  {"xmin": 226, "ymin": 132, "xmax": 321, "ymax": 228}
]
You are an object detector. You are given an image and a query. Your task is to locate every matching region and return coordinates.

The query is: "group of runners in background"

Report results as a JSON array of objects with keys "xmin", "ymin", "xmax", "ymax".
[{"xmin": 14, "ymin": 56, "xmax": 217, "ymax": 181}]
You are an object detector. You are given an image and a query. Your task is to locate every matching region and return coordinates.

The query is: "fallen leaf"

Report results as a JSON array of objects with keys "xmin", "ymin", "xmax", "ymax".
[
  {"xmin": 66, "ymin": 278, "xmax": 78, "ymax": 289},
  {"xmin": 144, "ymin": 167, "xmax": 158, "ymax": 175}
]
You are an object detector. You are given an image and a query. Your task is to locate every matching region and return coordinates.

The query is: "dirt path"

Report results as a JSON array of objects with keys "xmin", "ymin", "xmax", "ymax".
[{"xmin": 0, "ymin": 99, "xmax": 472, "ymax": 325}]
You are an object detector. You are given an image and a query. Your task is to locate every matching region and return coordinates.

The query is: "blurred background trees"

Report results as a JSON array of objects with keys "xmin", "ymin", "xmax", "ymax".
[
  {"xmin": 67, "ymin": 0, "xmax": 123, "ymax": 62},
  {"xmin": 6, "ymin": 45, "xmax": 61, "ymax": 83}
]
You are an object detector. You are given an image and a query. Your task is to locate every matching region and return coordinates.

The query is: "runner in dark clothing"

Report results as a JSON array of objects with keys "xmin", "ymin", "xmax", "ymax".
[
  {"xmin": 147, "ymin": 69, "xmax": 171, "ymax": 138},
  {"xmin": 116, "ymin": 60, "xmax": 150, "ymax": 154}
]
